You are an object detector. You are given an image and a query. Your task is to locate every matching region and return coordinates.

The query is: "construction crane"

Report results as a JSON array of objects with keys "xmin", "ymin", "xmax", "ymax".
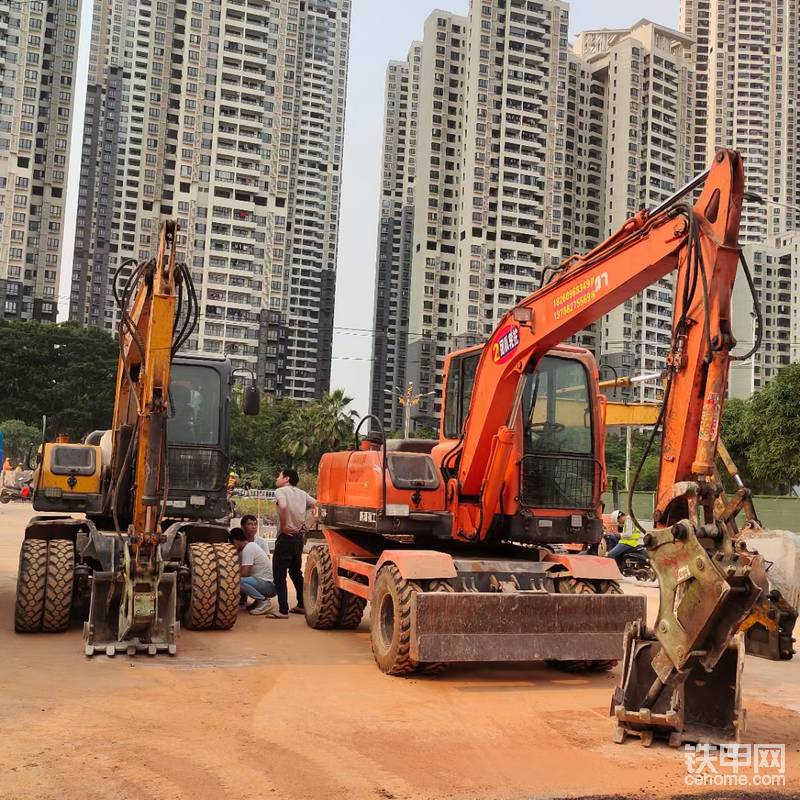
[
  {"xmin": 304, "ymin": 150, "xmax": 778, "ymax": 745},
  {"xmin": 14, "ymin": 220, "xmax": 259, "ymax": 655}
]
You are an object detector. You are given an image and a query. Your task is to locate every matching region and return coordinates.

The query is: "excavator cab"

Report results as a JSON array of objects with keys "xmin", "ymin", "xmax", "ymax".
[
  {"xmin": 443, "ymin": 344, "xmax": 605, "ymax": 545},
  {"xmin": 520, "ymin": 353, "xmax": 598, "ymax": 511}
]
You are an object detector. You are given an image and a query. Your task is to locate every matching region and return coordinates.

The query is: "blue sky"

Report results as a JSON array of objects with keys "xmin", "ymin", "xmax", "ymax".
[{"xmin": 61, "ymin": 0, "xmax": 680, "ymax": 418}]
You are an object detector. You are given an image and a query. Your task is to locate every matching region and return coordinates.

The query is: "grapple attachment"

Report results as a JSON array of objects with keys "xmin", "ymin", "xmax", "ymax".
[{"xmin": 612, "ymin": 518, "xmax": 762, "ymax": 746}]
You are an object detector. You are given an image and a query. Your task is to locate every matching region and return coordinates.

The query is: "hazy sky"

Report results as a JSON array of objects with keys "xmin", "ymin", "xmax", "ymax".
[{"xmin": 60, "ymin": 0, "xmax": 680, "ymax": 419}]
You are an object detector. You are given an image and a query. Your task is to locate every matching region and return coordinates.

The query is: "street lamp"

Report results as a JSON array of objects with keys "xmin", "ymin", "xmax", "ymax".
[{"xmin": 386, "ymin": 383, "xmax": 436, "ymax": 439}]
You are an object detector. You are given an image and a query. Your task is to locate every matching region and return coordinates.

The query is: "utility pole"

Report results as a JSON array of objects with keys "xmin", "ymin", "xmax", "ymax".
[{"xmin": 385, "ymin": 383, "xmax": 436, "ymax": 438}]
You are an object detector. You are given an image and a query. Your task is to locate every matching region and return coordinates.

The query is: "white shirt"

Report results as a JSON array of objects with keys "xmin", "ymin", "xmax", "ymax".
[
  {"xmin": 275, "ymin": 485, "xmax": 316, "ymax": 533},
  {"xmin": 240, "ymin": 541, "xmax": 273, "ymax": 582},
  {"xmin": 254, "ymin": 535, "xmax": 271, "ymax": 555}
]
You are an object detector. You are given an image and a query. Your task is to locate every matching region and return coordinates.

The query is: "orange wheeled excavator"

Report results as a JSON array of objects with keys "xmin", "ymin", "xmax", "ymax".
[{"xmin": 306, "ymin": 149, "xmax": 782, "ymax": 745}]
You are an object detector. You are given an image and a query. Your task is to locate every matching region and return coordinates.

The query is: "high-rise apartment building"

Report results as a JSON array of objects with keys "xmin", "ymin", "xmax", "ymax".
[
  {"xmin": 681, "ymin": 0, "xmax": 800, "ymax": 242},
  {"xmin": 575, "ymin": 21, "xmax": 694, "ymax": 401},
  {"xmin": 371, "ymin": 2, "xmax": 605, "ymax": 430},
  {"xmin": 0, "ymin": 0, "xmax": 82, "ymax": 323},
  {"xmin": 70, "ymin": 0, "xmax": 350, "ymax": 400},
  {"xmin": 681, "ymin": 0, "xmax": 800, "ymax": 399},
  {"xmin": 370, "ymin": 42, "xmax": 423, "ymax": 432},
  {"xmin": 405, "ymin": 10, "xmax": 468, "ymax": 425},
  {"xmin": 730, "ymin": 232, "xmax": 800, "ymax": 397}
]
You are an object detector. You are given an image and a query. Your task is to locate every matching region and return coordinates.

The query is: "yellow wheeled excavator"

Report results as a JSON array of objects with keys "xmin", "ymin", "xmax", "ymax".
[{"xmin": 14, "ymin": 220, "xmax": 259, "ymax": 655}]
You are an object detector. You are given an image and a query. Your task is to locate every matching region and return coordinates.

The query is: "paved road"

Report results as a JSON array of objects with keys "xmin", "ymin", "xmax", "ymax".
[{"xmin": 1, "ymin": 503, "xmax": 798, "ymax": 800}]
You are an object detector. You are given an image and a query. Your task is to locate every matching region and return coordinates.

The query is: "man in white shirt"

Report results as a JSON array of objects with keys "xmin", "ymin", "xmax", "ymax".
[
  {"xmin": 273, "ymin": 468, "xmax": 317, "ymax": 618},
  {"xmin": 241, "ymin": 514, "xmax": 271, "ymax": 554},
  {"xmin": 229, "ymin": 527, "xmax": 276, "ymax": 616}
]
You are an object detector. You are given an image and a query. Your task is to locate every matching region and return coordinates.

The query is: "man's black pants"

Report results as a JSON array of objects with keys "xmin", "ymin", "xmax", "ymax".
[{"xmin": 273, "ymin": 533, "xmax": 304, "ymax": 614}]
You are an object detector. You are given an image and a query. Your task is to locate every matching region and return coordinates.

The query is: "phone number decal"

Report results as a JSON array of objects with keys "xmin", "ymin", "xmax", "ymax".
[{"xmin": 552, "ymin": 272, "xmax": 609, "ymax": 321}]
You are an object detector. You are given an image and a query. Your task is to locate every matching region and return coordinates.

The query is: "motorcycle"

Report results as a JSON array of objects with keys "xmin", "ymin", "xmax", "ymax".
[
  {"xmin": 0, "ymin": 475, "xmax": 33, "ymax": 504},
  {"xmin": 602, "ymin": 531, "xmax": 657, "ymax": 582}
]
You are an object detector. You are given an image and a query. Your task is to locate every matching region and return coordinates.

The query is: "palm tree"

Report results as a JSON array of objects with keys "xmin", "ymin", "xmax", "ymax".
[
  {"xmin": 308, "ymin": 389, "xmax": 359, "ymax": 457},
  {"xmin": 280, "ymin": 404, "xmax": 312, "ymax": 466},
  {"xmin": 279, "ymin": 390, "xmax": 359, "ymax": 469}
]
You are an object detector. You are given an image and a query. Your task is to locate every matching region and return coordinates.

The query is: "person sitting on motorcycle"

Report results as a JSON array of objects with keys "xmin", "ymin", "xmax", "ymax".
[
  {"xmin": 606, "ymin": 511, "xmax": 642, "ymax": 564},
  {"xmin": 602, "ymin": 509, "xmax": 623, "ymax": 534}
]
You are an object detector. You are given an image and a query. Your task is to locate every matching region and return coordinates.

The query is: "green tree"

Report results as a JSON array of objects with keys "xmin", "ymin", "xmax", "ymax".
[
  {"xmin": 604, "ymin": 433, "xmax": 627, "ymax": 484},
  {"xmin": 0, "ymin": 419, "xmax": 41, "ymax": 466},
  {"xmin": 280, "ymin": 403, "xmax": 312, "ymax": 467},
  {"xmin": 0, "ymin": 321, "xmax": 118, "ymax": 439},
  {"xmin": 719, "ymin": 397, "xmax": 756, "ymax": 490},
  {"xmin": 604, "ymin": 429, "xmax": 660, "ymax": 491},
  {"xmin": 740, "ymin": 363, "xmax": 800, "ymax": 493},
  {"xmin": 230, "ymin": 396, "xmax": 295, "ymax": 482},
  {"xmin": 309, "ymin": 389, "xmax": 359, "ymax": 454},
  {"xmin": 280, "ymin": 390, "xmax": 359, "ymax": 469}
]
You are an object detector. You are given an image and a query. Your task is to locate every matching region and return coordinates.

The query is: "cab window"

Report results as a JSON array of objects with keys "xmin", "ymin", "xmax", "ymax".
[{"xmin": 443, "ymin": 351, "xmax": 480, "ymax": 439}]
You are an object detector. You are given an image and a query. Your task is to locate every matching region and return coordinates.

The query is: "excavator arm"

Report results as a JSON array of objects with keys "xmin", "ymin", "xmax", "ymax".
[{"xmin": 86, "ymin": 219, "xmax": 198, "ymax": 653}]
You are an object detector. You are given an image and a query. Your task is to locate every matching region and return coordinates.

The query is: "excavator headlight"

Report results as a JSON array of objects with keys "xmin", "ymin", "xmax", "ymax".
[
  {"xmin": 512, "ymin": 307, "xmax": 533, "ymax": 324},
  {"xmin": 386, "ymin": 504, "xmax": 410, "ymax": 517},
  {"xmin": 570, "ymin": 514, "xmax": 582, "ymax": 528},
  {"xmin": 44, "ymin": 486, "xmax": 63, "ymax": 499}
]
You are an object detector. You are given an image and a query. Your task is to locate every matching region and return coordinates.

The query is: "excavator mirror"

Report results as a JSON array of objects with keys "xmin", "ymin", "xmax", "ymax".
[
  {"xmin": 232, "ymin": 368, "xmax": 260, "ymax": 416},
  {"xmin": 243, "ymin": 385, "xmax": 260, "ymax": 416}
]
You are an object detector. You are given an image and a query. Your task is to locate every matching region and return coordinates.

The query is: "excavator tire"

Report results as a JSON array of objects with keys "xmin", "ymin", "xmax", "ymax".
[
  {"xmin": 304, "ymin": 545, "xmax": 342, "ymax": 629},
  {"xmin": 370, "ymin": 563, "xmax": 421, "ymax": 676},
  {"xmin": 184, "ymin": 542, "xmax": 240, "ymax": 631},
  {"xmin": 418, "ymin": 579, "xmax": 454, "ymax": 675},
  {"xmin": 15, "ymin": 539, "xmax": 74, "ymax": 633},
  {"xmin": 546, "ymin": 577, "xmax": 620, "ymax": 673},
  {"xmin": 586, "ymin": 580, "xmax": 623, "ymax": 672},
  {"xmin": 336, "ymin": 591, "xmax": 366, "ymax": 630}
]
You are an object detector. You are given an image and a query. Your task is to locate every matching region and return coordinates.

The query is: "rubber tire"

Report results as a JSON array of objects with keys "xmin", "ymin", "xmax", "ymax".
[
  {"xmin": 15, "ymin": 539, "xmax": 74, "ymax": 633},
  {"xmin": 0, "ymin": 493, "xmax": 10, "ymax": 504},
  {"xmin": 184, "ymin": 542, "xmax": 240, "ymax": 631},
  {"xmin": 418, "ymin": 579, "xmax": 454, "ymax": 675},
  {"xmin": 370, "ymin": 563, "xmax": 421, "ymax": 676},
  {"xmin": 303, "ymin": 545, "xmax": 342, "ymax": 629},
  {"xmin": 336, "ymin": 591, "xmax": 367, "ymax": 630},
  {"xmin": 587, "ymin": 581, "xmax": 623, "ymax": 672},
  {"xmin": 546, "ymin": 578, "xmax": 620, "ymax": 673}
]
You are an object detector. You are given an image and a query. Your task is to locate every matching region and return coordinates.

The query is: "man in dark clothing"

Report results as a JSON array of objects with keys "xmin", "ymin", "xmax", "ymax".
[{"xmin": 273, "ymin": 468, "xmax": 316, "ymax": 618}]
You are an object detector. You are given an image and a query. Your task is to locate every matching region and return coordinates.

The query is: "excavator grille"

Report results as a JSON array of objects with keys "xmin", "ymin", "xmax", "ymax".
[
  {"xmin": 167, "ymin": 446, "xmax": 225, "ymax": 492},
  {"xmin": 520, "ymin": 453, "xmax": 596, "ymax": 509}
]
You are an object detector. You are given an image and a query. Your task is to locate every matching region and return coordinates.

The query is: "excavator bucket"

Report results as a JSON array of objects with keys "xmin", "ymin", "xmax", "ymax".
[
  {"xmin": 84, "ymin": 569, "xmax": 177, "ymax": 656},
  {"xmin": 611, "ymin": 622, "xmax": 745, "ymax": 746},
  {"xmin": 411, "ymin": 591, "xmax": 646, "ymax": 663}
]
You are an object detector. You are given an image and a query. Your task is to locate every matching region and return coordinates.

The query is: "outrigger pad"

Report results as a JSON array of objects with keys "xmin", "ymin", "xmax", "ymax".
[
  {"xmin": 612, "ymin": 622, "xmax": 745, "ymax": 747},
  {"xmin": 411, "ymin": 591, "xmax": 646, "ymax": 663},
  {"xmin": 84, "ymin": 570, "xmax": 177, "ymax": 656}
]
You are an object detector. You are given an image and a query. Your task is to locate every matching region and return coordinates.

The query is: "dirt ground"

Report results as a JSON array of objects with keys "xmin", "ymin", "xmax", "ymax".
[{"xmin": 1, "ymin": 503, "xmax": 798, "ymax": 800}]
